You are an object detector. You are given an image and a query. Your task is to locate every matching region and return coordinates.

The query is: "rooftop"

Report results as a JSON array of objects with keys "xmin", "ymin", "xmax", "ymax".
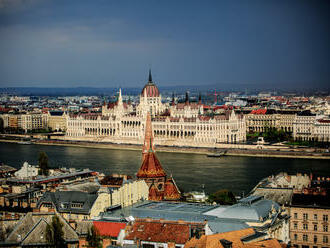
[{"xmin": 291, "ymin": 192, "xmax": 330, "ymax": 208}]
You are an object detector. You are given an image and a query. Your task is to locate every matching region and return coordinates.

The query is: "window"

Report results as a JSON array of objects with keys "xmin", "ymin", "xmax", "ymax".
[
  {"xmin": 314, "ymin": 214, "xmax": 318, "ymax": 220},
  {"xmin": 303, "ymin": 234, "xmax": 308, "ymax": 242},
  {"xmin": 303, "ymin": 213, "xmax": 308, "ymax": 220},
  {"xmin": 303, "ymin": 224, "xmax": 308, "ymax": 230},
  {"xmin": 314, "ymin": 224, "xmax": 318, "ymax": 231},
  {"xmin": 324, "ymin": 225, "xmax": 328, "ymax": 232},
  {"xmin": 324, "ymin": 215, "xmax": 329, "ymax": 222},
  {"xmin": 294, "ymin": 234, "xmax": 298, "ymax": 240},
  {"xmin": 294, "ymin": 223, "xmax": 298, "ymax": 229},
  {"xmin": 71, "ymin": 202, "xmax": 83, "ymax": 209},
  {"xmin": 294, "ymin": 213, "xmax": 298, "ymax": 219},
  {"xmin": 314, "ymin": 235, "xmax": 318, "ymax": 243},
  {"xmin": 323, "ymin": 235, "xmax": 328, "ymax": 243}
]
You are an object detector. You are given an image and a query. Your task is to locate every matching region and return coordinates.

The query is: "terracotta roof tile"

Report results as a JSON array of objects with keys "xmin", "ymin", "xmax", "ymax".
[
  {"xmin": 137, "ymin": 152, "xmax": 166, "ymax": 178},
  {"xmin": 164, "ymin": 177, "xmax": 181, "ymax": 200},
  {"xmin": 93, "ymin": 221, "xmax": 126, "ymax": 238},
  {"xmin": 125, "ymin": 221, "xmax": 190, "ymax": 244},
  {"xmin": 184, "ymin": 228, "xmax": 282, "ymax": 248}
]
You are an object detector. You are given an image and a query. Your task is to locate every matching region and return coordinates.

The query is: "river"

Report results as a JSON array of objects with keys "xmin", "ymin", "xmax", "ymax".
[{"xmin": 0, "ymin": 142, "xmax": 329, "ymax": 195}]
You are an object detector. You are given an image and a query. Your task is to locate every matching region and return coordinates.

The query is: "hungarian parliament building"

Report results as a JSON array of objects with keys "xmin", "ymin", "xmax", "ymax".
[{"xmin": 65, "ymin": 71, "xmax": 246, "ymax": 147}]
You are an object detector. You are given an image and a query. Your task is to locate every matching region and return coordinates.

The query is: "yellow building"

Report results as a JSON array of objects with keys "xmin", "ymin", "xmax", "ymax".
[
  {"xmin": 110, "ymin": 179, "xmax": 149, "ymax": 207},
  {"xmin": 48, "ymin": 111, "xmax": 67, "ymax": 131}
]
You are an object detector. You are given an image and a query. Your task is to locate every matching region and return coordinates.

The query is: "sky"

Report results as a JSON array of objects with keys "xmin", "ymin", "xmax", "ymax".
[{"xmin": 0, "ymin": 0, "xmax": 329, "ymax": 89}]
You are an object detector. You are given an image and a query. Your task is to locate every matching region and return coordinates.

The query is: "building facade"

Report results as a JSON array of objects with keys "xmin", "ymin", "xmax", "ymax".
[
  {"xmin": 66, "ymin": 71, "xmax": 246, "ymax": 147},
  {"xmin": 289, "ymin": 193, "xmax": 330, "ymax": 248}
]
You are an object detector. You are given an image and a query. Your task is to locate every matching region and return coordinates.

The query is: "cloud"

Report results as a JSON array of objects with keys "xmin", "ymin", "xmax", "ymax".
[{"xmin": 0, "ymin": 0, "xmax": 41, "ymax": 10}]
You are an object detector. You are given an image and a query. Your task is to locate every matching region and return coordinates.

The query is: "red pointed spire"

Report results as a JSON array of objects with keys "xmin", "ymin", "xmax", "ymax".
[
  {"xmin": 142, "ymin": 112, "xmax": 154, "ymax": 159},
  {"xmin": 138, "ymin": 112, "xmax": 166, "ymax": 179}
]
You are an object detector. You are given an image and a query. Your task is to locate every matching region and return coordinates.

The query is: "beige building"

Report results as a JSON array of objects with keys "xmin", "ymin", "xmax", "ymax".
[
  {"xmin": 246, "ymin": 109, "xmax": 297, "ymax": 133},
  {"xmin": 313, "ymin": 119, "xmax": 330, "ymax": 143},
  {"xmin": 293, "ymin": 111, "xmax": 317, "ymax": 141},
  {"xmin": 37, "ymin": 191, "xmax": 110, "ymax": 221},
  {"xmin": 0, "ymin": 112, "xmax": 48, "ymax": 131},
  {"xmin": 102, "ymin": 179, "xmax": 149, "ymax": 207},
  {"xmin": 47, "ymin": 111, "xmax": 67, "ymax": 131},
  {"xmin": 289, "ymin": 193, "xmax": 330, "ymax": 248},
  {"xmin": 66, "ymin": 71, "xmax": 246, "ymax": 147}
]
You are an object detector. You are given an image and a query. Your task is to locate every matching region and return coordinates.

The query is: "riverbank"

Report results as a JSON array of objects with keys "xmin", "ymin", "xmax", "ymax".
[{"xmin": 1, "ymin": 138, "xmax": 329, "ymax": 159}]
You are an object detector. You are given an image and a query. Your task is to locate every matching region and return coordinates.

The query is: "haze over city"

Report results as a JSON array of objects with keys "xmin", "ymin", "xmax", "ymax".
[{"xmin": 0, "ymin": 0, "xmax": 329, "ymax": 90}]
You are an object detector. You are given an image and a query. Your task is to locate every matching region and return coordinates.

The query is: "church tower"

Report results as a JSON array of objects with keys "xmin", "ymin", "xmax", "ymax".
[
  {"xmin": 137, "ymin": 112, "xmax": 166, "ymax": 193},
  {"xmin": 137, "ymin": 112, "xmax": 181, "ymax": 201}
]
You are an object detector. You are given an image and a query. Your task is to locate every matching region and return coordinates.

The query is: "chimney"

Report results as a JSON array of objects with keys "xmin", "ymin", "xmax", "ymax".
[{"xmin": 220, "ymin": 239, "xmax": 232, "ymax": 248}]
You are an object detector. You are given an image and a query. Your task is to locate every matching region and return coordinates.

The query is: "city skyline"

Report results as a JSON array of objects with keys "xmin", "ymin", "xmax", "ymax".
[{"xmin": 0, "ymin": 0, "xmax": 329, "ymax": 89}]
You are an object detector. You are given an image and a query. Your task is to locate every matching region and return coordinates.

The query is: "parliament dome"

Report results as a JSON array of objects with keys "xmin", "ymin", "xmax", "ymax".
[{"xmin": 141, "ymin": 69, "xmax": 160, "ymax": 97}]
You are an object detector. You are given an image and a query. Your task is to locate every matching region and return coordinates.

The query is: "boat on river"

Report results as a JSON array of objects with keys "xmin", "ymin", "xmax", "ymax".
[{"xmin": 206, "ymin": 151, "xmax": 226, "ymax": 157}]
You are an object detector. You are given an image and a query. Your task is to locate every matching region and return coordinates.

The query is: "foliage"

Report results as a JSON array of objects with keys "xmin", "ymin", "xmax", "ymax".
[
  {"xmin": 0, "ymin": 117, "xmax": 3, "ymax": 133},
  {"xmin": 86, "ymin": 225, "xmax": 102, "ymax": 248},
  {"xmin": 247, "ymin": 129, "xmax": 292, "ymax": 142},
  {"xmin": 27, "ymin": 128, "xmax": 51, "ymax": 134},
  {"xmin": 287, "ymin": 140, "xmax": 330, "ymax": 148},
  {"xmin": 262, "ymin": 128, "xmax": 291, "ymax": 142},
  {"xmin": 46, "ymin": 215, "xmax": 65, "ymax": 248},
  {"xmin": 38, "ymin": 151, "xmax": 49, "ymax": 176},
  {"xmin": 208, "ymin": 189, "xmax": 236, "ymax": 205}
]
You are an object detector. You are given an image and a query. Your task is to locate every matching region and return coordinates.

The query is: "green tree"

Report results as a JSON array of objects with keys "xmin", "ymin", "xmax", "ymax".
[
  {"xmin": 46, "ymin": 215, "xmax": 65, "ymax": 248},
  {"xmin": 86, "ymin": 225, "xmax": 102, "ymax": 248},
  {"xmin": 0, "ymin": 117, "xmax": 4, "ymax": 133},
  {"xmin": 38, "ymin": 151, "xmax": 49, "ymax": 176},
  {"xmin": 208, "ymin": 189, "xmax": 236, "ymax": 205}
]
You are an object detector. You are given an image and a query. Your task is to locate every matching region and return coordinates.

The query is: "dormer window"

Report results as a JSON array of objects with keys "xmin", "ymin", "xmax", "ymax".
[{"xmin": 71, "ymin": 202, "xmax": 83, "ymax": 209}]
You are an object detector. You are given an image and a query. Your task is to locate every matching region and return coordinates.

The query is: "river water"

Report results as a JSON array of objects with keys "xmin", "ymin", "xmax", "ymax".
[{"xmin": 0, "ymin": 142, "xmax": 329, "ymax": 195}]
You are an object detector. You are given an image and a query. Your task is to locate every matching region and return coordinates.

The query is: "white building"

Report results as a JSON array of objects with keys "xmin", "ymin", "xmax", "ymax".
[
  {"xmin": 14, "ymin": 162, "xmax": 39, "ymax": 179},
  {"xmin": 66, "ymin": 71, "xmax": 246, "ymax": 147}
]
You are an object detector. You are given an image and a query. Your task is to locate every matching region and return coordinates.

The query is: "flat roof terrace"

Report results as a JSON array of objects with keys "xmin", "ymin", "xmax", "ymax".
[
  {"xmin": 138, "ymin": 201, "xmax": 217, "ymax": 213},
  {"xmin": 6, "ymin": 169, "xmax": 97, "ymax": 185}
]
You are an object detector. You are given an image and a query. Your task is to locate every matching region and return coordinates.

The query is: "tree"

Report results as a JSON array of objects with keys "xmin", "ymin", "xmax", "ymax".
[
  {"xmin": 46, "ymin": 215, "xmax": 65, "ymax": 248},
  {"xmin": 208, "ymin": 189, "xmax": 236, "ymax": 205},
  {"xmin": 0, "ymin": 117, "xmax": 4, "ymax": 133},
  {"xmin": 86, "ymin": 225, "xmax": 102, "ymax": 248},
  {"xmin": 38, "ymin": 151, "xmax": 49, "ymax": 176}
]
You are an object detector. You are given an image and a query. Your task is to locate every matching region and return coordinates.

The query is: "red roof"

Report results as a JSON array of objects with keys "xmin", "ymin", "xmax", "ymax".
[
  {"xmin": 318, "ymin": 119, "xmax": 330, "ymax": 123},
  {"xmin": 250, "ymin": 109, "xmax": 267, "ymax": 115},
  {"xmin": 125, "ymin": 221, "xmax": 190, "ymax": 244},
  {"xmin": 137, "ymin": 152, "xmax": 166, "ymax": 178},
  {"xmin": 141, "ymin": 83, "xmax": 160, "ymax": 97},
  {"xmin": 149, "ymin": 183, "xmax": 164, "ymax": 201},
  {"xmin": 199, "ymin": 116, "xmax": 211, "ymax": 121},
  {"xmin": 164, "ymin": 177, "xmax": 181, "ymax": 200},
  {"xmin": 93, "ymin": 221, "xmax": 126, "ymax": 237}
]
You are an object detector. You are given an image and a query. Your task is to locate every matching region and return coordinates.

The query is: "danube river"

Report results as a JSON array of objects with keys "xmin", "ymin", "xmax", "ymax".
[{"xmin": 1, "ymin": 142, "xmax": 329, "ymax": 195}]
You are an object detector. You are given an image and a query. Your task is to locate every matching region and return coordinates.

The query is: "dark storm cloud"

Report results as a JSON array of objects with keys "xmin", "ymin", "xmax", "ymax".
[{"xmin": 0, "ymin": 0, "xmax": 329, "ymax": 89}]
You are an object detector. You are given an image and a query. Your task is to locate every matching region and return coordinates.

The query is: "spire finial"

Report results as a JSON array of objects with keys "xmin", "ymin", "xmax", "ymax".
[
  {"xmin": 185, "ymin": 91, "xmax": 189, "ymax": 105},
  {"xmin": 148, "ymin": 69, "xmax": 153, "ymax": 83}
]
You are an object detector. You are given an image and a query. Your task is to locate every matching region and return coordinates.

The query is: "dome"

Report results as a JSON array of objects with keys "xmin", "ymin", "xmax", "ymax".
[
  {"xmin": 141, "ymin": 69, "xmax": 160, "ymax": 97},
  {"xmin": 141, "ymin": 83, "xmax": 160, "ymax": 97}
]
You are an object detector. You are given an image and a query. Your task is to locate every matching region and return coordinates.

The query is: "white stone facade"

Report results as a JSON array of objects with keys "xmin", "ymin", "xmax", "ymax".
[
  {"xmin": 14, "ymin": 162, "xmax": 39, "ymax": 179},
  {"xmin": 65, "ymin": 74, "xmax": 246, "ymax": 147}
]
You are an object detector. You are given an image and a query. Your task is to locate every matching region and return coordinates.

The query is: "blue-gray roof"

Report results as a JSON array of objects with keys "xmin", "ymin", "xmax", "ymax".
[
  {"xmin": 207, "ymin": 219, "xmax": 249, "ymax": 234},
  {"xmin": 206, "ymin": 197, "xmax": 280, "ymax": 222},
  {"xmin": 37, "ymin": 191, "xmax": 98, "ymax": 214},
  {"xmin": 101, "ymin": 197, "xmax": 282, "ymax": 234}
]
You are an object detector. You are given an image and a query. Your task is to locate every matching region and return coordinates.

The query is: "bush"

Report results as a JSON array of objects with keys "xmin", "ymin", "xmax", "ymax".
[{"xmin": 208, "ymin": 189, "xmax": 236, "ymax": 205}]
